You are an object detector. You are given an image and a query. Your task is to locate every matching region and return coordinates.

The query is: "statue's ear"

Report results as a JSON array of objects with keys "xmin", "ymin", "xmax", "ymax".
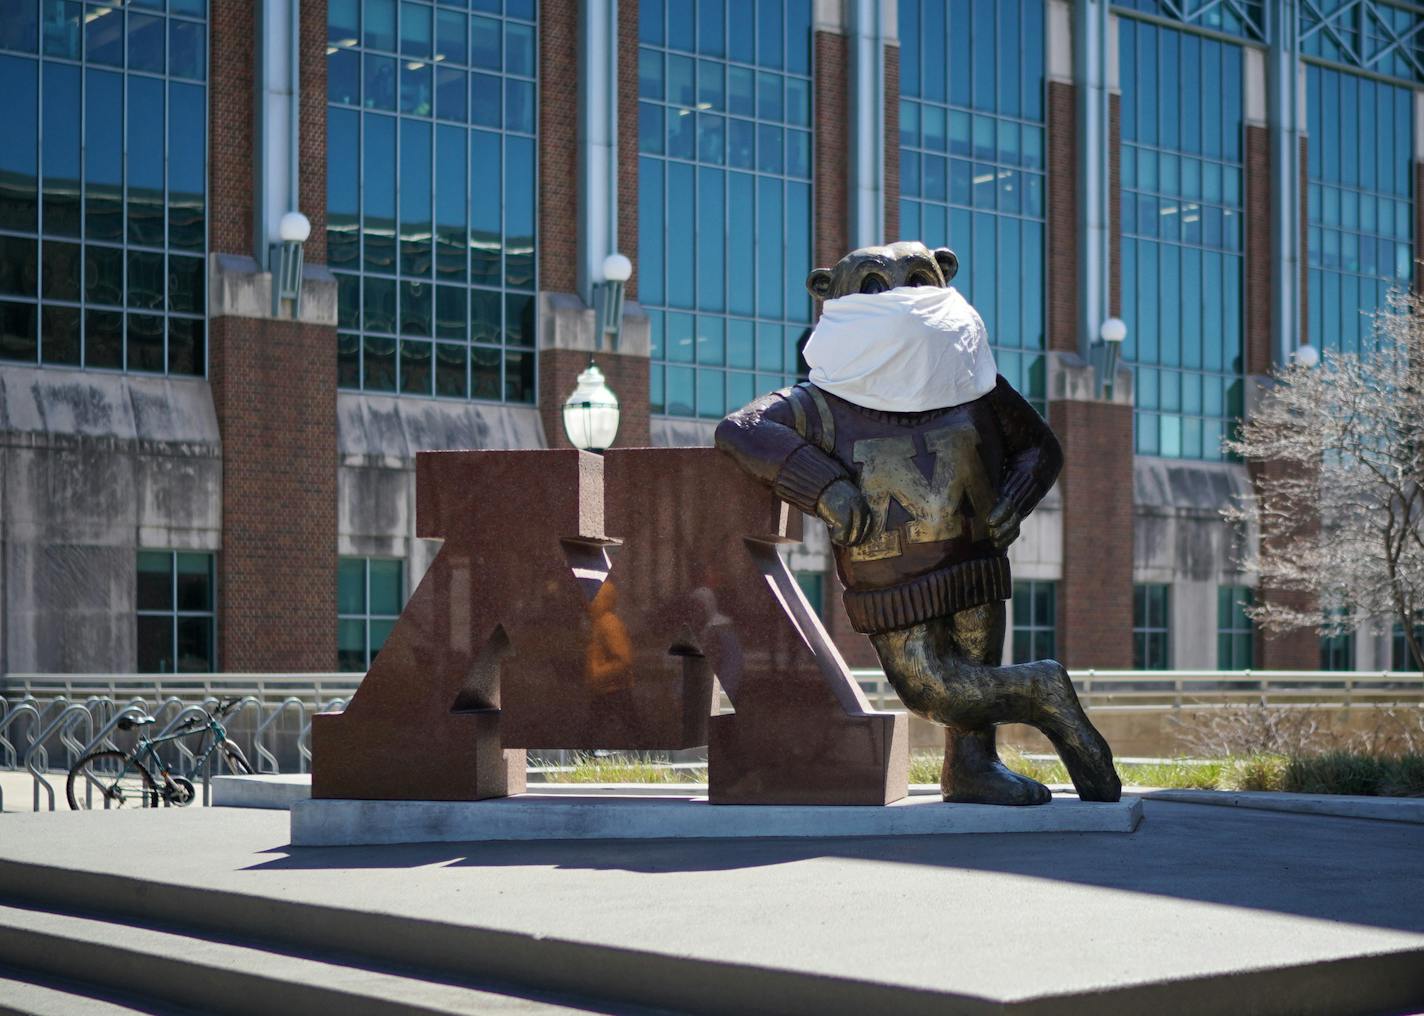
[
  {"xmin": 932, "ymin": 248, "xmax": 959, "ymax": 284},
  {"xmin": 806, "ymin": 267, "xmax": 834, "ymax": 300}
]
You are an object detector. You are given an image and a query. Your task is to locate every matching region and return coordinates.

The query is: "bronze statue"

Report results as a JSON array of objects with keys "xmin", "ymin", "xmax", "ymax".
[{"xmin": 716, "ymin": 242, "xmax": 1121, "ymax": 805}]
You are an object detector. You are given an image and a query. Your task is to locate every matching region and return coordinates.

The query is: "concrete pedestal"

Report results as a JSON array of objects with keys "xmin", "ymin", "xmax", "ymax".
[{"xmin": 289, "ymin": 792, "xmax": 1142, "ymax": 846}]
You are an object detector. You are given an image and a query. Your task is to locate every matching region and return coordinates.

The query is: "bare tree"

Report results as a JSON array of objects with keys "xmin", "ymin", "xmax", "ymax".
[{"xmin": 1224, "ymin": 288, "xmax": 1424, "ymax": 671}]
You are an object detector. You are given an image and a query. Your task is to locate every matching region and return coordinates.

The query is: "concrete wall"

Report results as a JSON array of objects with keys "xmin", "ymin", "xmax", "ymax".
[
  {"xmin": 0, "ymin": 367, "xmax": 221, "ymax": 674},
  {"xmin": 337, "ymin": 392, "xmax": 547, "ymax": 594},
  {"xmin": 1133, "ymin": 457, "xmax": 1254, "ymax": 669}
]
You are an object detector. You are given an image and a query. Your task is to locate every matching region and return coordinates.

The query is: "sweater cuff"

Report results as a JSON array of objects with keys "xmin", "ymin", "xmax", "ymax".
[
  {"xmin": 772, "ymin": 444, "xmax": 846, "ymax": 515},
  {"xmin": 1000, "ymin": 469, "xmax": 1044, "ymax": 516}
]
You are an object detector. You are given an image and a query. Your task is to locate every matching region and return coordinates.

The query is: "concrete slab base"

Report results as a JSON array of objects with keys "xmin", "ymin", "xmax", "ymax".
[
  {"xmin": 0, "ymin": 805, "xmax": 1420, "ymax": 1015},
  {"xmin": 212, "ymin": 774, "xmax": 314, "ymax": 809},
  {"xmin": 290, "ymin": 792, "xmax": 1142, "ymax": 846},
  {"xmin": 1143, "ymin": 788, "xmax": 1424, "ymax": 824}
]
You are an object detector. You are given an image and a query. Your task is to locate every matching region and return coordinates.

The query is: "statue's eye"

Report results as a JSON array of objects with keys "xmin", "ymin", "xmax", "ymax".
[
  {"xmin": 908, "ymin": 272, "xmax": 936, "ymax": 287},
  {"xmin": 859, "ymin": 273, "xmax": 888, "ymax": 294}
]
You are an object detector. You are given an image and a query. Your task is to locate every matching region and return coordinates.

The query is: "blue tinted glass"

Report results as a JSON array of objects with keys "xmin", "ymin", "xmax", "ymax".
[
  {"xmin": 0, "ymin": 56, "xmax": 37, "ymax": 232},
  {"xmin": 169, "ymin": 82, "xmax": 208, "ymax": 252},
  {"xmin": 127, "ymin": 76, "xmax": 165, "ymax": 247}
]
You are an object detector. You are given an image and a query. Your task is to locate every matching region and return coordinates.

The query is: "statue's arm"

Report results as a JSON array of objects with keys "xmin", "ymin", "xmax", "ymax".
[
  {"xmin": 715, "ymin": 390, "xmax": 850, "ymax": 517},
  {"xmin": 989, "ymin": 375, "xmax": 1063, "ymax": 520}
]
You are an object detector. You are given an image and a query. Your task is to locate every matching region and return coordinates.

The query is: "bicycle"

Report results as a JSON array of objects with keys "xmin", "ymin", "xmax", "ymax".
[{"xmin": 65, "ymin": 698, "xmax": 254, "ymax": 810}]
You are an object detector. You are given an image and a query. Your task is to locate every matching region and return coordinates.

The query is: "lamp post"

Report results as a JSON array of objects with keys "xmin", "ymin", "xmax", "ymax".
[
  {"xmin": 270, "ymin": 211, "xmax": 310, "ymax": 318},
  {"xmin": 1094, "ymin": 316, "xmax": 1127, "ymax": 398},
  {"xmin": 594, "ymin": 252, "xmax": 632, "ymax": 350},
  {"xmin": 562, "ymin": 361, "xmax": 621, "ymax": 453}
]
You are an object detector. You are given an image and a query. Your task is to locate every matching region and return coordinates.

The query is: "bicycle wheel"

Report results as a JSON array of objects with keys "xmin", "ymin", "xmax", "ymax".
[
  {"xmin": 221, "ymin": 742, "xmax": 253, "ymax": 775},
  {"xmin": 66, "ymin": 751, "xmax": 158, "ymax": 810}
]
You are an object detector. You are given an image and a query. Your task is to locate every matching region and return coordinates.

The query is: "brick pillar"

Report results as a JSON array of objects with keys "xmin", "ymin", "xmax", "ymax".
[
  {"xmin": 619, "ymin": 0, "xmax": 641, "ymax": 300},
  {"xmin": 883, "ymin": 43, "xmax": 900, "ymax": 243},
  {"xmin": 1047, "ymin": 81, "xmax": 1078, "ymax": 354},
  {"xmin": 207, "ymin": 0, "xmax": 337, "ymax": 671},
  {"xmin": 1244, "ymin": 125, "xmax": 1272, "ymax": 375},
  {"xmin": 1050, "ymin": 400, "xmax": 1135, "ymax": 668},
  {"xmin": 814, "ymin": 31, "xmax": 850, "ymax": 271},
  {"xmin": 538, "ymin": 0, "xmax": 577, "ymax": 297},
  {"xmin": 1046, "ymin": 76, "xmax": 1133, "ymax": 669}
]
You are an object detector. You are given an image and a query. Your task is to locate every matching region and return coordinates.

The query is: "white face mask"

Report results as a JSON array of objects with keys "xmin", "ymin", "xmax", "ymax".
[{"xmin": 802, "ymin": 286, "xmax": 999, "ymax": 413}]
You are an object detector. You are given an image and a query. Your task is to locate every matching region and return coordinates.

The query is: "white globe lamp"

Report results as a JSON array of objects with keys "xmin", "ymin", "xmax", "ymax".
[{"xmin": 562, "ymin": 362, "xmax": 621, "ymax": 452}]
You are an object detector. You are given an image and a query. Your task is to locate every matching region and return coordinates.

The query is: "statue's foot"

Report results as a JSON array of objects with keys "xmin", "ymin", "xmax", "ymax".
[
  {"xmin": 1029, "ymin": 662, "xmax": 1122, "ymax": 803},
  {"xmin": 942, "ymin": 757, "xmax": 1052, "ymax": 806}
]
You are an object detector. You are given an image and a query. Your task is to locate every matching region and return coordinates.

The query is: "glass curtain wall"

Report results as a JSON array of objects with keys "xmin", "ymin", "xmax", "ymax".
[
  {"xmin": 1120, "ymin": 17, "xmax": 1245, "ymax": 461},
  {"xmin": 1305, "ymin": 66, "xmax": 1412, "ymax": 355},
  {"xmin": 1216, "ymin": 585, "xmax": 1254, "ymax": 669},
  {"xmin": 898, "ymin": 0, "xmax": 1048, "ymax": 411},
  {"xmin": 328, "ymin": 0, "xmax": 538, "ymax": 402},
  {"xmin": 638, "ymin": 0, "xmax": 814, "ymax": 419},
  {"xmin": 1011, "ymin": 580, "xmax": 1056, "ymax": 662},
  {"xmin": 0, "ymin": 0, "xmax": 208, "ymax": 374}
]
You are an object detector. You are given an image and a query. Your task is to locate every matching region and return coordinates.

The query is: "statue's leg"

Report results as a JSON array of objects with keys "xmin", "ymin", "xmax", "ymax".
[{"xmin": 870, "ymin": 605, "xmax": 1121, "ymax": 803}]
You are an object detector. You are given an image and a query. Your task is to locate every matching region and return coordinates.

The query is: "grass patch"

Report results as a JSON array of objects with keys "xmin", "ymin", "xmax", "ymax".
[
  {"xmin": 539, "ymin": 753, "xmax": 707, "ymax": 784},
  {"xmin": 538, "ymin": 750, "xmax": 1424, "ymax": 797}
]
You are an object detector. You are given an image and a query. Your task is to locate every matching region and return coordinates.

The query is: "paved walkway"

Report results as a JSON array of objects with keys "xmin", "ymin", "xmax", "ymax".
[{"xmin": 1, "ymin": 798, "xmax": 1421, "ymax": 1012}]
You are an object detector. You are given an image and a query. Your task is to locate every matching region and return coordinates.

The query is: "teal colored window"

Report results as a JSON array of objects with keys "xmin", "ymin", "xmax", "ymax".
[
  {"xmin": 1216, "ymin": 585, "xmax": 1254, "ymax": 670},
  {"xmin": 328, "ymin": 0, "xmax": 537, "ymax": 402},
  {"xmin": 338, "ymin": 557, "xmax": 405, "ymax": 672},
  {"xmin": 639, "ymin": 0, "xmax": 815, "ymax": 418},
  {"xmin": 1011, "ymin": 580, "xmax": 1056, "ymax": 662},
  {"xmin": 1120, "ymin": 17, "xmax": 1244, "ymax": 461},
  {"xmin": 0, "ymin": 1, "xmax": 208, "ymax": 375},
  {"xmin": 1306, "ymin": 66, "xmax": 1412, "ymax": 356},
  {"xmin": 1133, "ymin": 583, "xmax": 1171, "ymax": 669},
  {"xmin": 899, "ymin": 0, "xmax": 1048, "ymax": 412},
  {"xmin": 794, "ymin": 569, "xmax": 824, "ymax": 620},
  {"xmin": 1301, "ymin": 1, "xmax": 1424, "ymax": 85},
  {"xmin": 136, "ymin": 551, "xmax": 215, "ymax": 673},
  {"xmin": 1113, "ymin": 0, "xmax": 1264, "ymax": 41}
]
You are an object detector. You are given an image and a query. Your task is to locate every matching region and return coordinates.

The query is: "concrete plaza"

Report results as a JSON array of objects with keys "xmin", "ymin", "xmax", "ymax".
[{"xmin": 0, "ymin": 799, "xmax": 1420, "ymax": 1013}]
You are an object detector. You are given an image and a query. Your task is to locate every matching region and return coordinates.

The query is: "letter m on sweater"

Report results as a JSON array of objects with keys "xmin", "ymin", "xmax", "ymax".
[{"xmin": 850, "ymin": 423, "xmax": 996, "ymax": 562}]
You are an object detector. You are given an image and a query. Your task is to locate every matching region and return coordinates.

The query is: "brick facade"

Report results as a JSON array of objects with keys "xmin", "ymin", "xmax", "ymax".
[
  {"xmin": 1047, "ymin": 81, "xmax": 1078, "ymax": 354},
  {"xmin": 208, "ymin": 317, "xmax": 338, "ymax": 671},
  {"xmin": 538, "ymin": 348, "xmax": 651, "ymax": 452},
  {"xmin": 538, "ymin": 0, "xmax": 578, "ymax": 296},
  {"xmin": 883, "ymin": 43, "xmax": 900, "ymax": 244},
  {"xmin": 814, "ymin": 31, "xmax": 850, "ymax": 275},
  {"xmin": 1244, "ymin": 125, "xmax": 1271, "ymax": 376},
  {"xmin": 1050, "ymin": 400, "xmax": 1135, "ymax": 668},
  {"xmin": 207, "ymin": 0, "xmax": 338, "ymax": 671},
  {"xmin": 209, "ymin": 0, "xmax": 255, "ymax": 255},
  {"xmin": 619, "ymin": 0, "xmax": 641, "ymax": 300}
]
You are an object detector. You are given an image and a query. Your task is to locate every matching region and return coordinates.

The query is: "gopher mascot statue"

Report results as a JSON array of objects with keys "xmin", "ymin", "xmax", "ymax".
[{"xmin": 716, "ymin": 241, "xmax": 1120, "ymax": 806}]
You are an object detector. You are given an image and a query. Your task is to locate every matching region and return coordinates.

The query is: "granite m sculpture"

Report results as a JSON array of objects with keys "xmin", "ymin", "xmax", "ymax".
[{"xmin": 716, "ymin": 242, "xmax": 1122, "ymax": 806}]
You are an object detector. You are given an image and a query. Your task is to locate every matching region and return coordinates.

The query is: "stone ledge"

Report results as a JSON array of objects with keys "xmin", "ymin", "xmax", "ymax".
[
  {"xmin": 290, "ymin": 793, "xmax": 1142, "ymax": 845},
  {"xmin": 1143, "ymin": 788, "xmax": 1424, "ymax": 825}
]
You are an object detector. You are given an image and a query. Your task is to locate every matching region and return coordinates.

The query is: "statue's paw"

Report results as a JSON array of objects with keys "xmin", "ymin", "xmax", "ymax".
[
  {"xmin": 1025, "ymin": 661, "xmax": 1122, "ymax": 803},
  {"xmin": 942, "ymin": 760, "xmax": 1052, "ymax": 807}
]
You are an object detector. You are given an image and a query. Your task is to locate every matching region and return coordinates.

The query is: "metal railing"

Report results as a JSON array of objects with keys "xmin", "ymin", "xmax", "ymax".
[
  {"xmin": 3, "ymin": 670, "xmax": 1420, "ymax": 810},
  {"xmin": 850, "ymin": 668, "xmax": 1424, "ymax": 712}
]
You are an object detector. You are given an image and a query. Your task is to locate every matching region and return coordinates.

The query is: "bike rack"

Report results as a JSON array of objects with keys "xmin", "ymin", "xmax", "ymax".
[
  {"xmin": 222, "ymin": 695, "xmax": 266, "ymax": 774},
  {"xmin": 0, "ymin": 702, "xmax": 41, "ymax": 778},
  {"xmin": 70, "ymin": 703, "xmax": 158, "ymax": 809},
  {"xmin": 24, "ymin": 704, "xmax": 93, "ymax": 811},
  {"xmin": 254, "ymin": 697, "xmax": 306, "ymax": 774}
]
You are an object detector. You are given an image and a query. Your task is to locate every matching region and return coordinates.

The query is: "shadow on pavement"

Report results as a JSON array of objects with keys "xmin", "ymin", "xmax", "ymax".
[{"xmin": 244, "ymin": 800, "xmax": 1424, "ymax": 934}]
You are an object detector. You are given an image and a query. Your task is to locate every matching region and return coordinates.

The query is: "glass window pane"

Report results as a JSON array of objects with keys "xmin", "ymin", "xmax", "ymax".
[{"xmin": 369, "ymin": 559, "xmax": 403, "ymax": 614}]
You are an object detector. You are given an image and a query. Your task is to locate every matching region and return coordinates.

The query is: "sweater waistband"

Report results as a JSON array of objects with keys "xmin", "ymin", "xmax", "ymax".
[{"xmin": 842, "ymin": 556, "xmax": 1011, "ymax": 635}]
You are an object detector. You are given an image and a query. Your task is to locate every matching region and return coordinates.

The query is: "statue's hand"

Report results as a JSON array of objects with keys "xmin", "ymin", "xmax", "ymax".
[
  {"xmin": 986, "ymin": 496, "xmax": 1022, "ymax": 550},
  {"xmin": 817, "ymin": 479, "xmax": 872, "ymax": 547}
]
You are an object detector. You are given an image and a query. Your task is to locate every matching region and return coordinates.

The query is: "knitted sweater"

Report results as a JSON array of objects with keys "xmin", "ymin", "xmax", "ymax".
[{"xmin": 715, "ymin": 376, "xmax": 1062, "ymax": 635}]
